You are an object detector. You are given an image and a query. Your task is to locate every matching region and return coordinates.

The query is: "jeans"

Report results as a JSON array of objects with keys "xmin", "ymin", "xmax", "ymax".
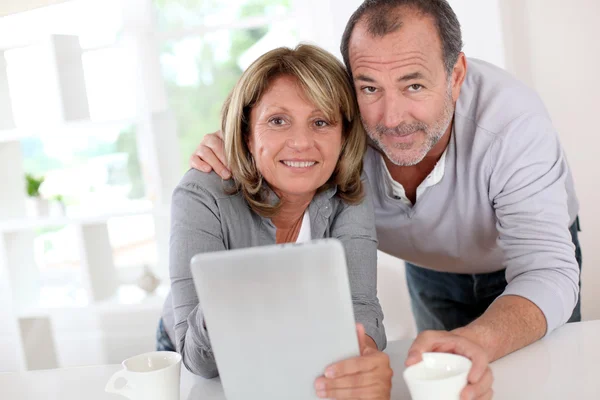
[
  {"xmin": 156, "ymin": 318, "xmax": 176, "ymax": 352},
  {"xmin": 406, "ymin": 217, "xmax": 583, "ymax": 332}
]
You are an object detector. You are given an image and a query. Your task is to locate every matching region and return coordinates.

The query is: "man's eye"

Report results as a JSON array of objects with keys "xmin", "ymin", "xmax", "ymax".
[
  {"xmin": 362, "ymin": 86, "xmax": 377, "ymax": 94},
  {"xmin": 408, "ymin": 84, "xmax": 424, "ymax": 92}
]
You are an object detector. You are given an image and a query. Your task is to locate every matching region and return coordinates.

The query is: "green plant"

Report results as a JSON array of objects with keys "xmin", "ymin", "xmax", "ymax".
[{"xmin": 25, "ymin": 174, "xmax": 45, "ymax": 198}]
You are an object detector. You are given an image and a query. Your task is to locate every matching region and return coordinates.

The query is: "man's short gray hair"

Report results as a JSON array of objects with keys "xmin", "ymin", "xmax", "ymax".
[{"xmin": 341, "ymin": 0, "xmax": 463, "ymax": 78}]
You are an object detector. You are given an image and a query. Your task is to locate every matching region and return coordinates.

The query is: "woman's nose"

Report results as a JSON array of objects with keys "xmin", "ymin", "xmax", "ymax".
[{"xmin": 286, "ymin": 128, "xmax": 314, "ymax": 151}]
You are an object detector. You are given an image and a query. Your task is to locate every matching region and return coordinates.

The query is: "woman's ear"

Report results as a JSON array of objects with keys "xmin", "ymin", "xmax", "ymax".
[
  {"xmin": 243, "ymin": 107, "xmax": 254, "ymax": 153},
  {"xmin": 246, "ymin": 129, "xmax": 254, "ymax": 155}
]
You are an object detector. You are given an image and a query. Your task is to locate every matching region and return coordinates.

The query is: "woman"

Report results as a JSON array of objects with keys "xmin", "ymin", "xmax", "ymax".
[{"xmin": 158, "ymin": 44, "xmax": 392, "ymax": 399}]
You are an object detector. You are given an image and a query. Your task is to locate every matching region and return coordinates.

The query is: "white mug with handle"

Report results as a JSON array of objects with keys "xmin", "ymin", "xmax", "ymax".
[{"xmin": 105, "ymin": 351, "xmax": 182, "ymax": 400}]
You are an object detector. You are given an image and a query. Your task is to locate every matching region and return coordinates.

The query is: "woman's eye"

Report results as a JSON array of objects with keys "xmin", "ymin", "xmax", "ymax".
[
  {"xmin": 408, "ymin": 84, "xmax": 424, "ymax": 92},
  {"xmin": 269, "ymin": 117, "xmax": 285, "ymax": 125},
  {"xmin": 362, "ymin": 86, "xmax": 377, "ymax": 94},
  {"xmin": 314, "ymin": 120, "xmax": 329, "ymax": 128}
]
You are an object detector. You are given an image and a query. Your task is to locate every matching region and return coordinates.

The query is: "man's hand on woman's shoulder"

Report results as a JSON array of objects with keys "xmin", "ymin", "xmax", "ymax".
[{"xmin": 190, "ymin": 130, "xmax": 231, "ymax": 179}]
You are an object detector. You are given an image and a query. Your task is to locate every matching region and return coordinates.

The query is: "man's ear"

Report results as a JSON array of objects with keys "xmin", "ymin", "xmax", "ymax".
[{"xmin": 451, "ymin": 52, "xmax": 467, "ymax": 102}]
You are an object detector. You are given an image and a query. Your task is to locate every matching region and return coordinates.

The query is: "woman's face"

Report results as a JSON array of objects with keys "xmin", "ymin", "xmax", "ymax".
[{"xmin": 248, "ymin": 75, "xmax": 343, "ymax": 200}]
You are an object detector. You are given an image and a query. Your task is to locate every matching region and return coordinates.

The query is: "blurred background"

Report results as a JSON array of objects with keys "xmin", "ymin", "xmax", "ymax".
[{"xmin": 0, "ymin": 0, "xmax": 598, "ymax": 372}]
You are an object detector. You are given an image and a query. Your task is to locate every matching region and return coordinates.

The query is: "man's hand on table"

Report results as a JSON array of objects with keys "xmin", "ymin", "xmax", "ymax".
[
  {"xmin": 314, "ymin": 323, "xmax": 393, "ymax": 400},
  {"xmin": 406, "ymin": 330, "xmax": 494, "ymax": 400}
]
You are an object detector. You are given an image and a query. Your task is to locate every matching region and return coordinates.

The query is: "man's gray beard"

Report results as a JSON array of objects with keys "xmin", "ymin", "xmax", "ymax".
[{"xmin": 363, "ymin": 84, "xmax": 455, "ymax": 167}]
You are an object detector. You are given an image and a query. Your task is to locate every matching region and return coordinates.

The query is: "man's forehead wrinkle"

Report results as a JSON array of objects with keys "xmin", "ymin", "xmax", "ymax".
[
  {"xmin": 352, "ymin": 53, "xmax": 433, "ymax": 75},
  {"xmin": 354, "ymin": 52, "xmax": 427, "ymax": 64}
]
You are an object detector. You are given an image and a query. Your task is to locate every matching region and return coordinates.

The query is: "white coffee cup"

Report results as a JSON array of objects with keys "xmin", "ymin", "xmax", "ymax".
[
  {"xmin": 403, "ymin": 352, "xmax": 472, "ymax": 400},
  {"xmin": 105, "ymin": 351, "xmax": 182, "ymax": 400}
]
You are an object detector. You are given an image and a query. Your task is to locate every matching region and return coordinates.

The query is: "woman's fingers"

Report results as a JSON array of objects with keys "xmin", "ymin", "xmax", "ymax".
[
  {"xmin": 316, "ymin": 382, "xmax": 388, "ymax": 399},
  {"xmin": 315, "ymin": 369, "xmax": 382, "ymax": 392},
  {"xmin": 316, "ymin": 348, "xmax": 392, "ymax": 400},
  {"xmin": 325, "ymin": 352, "xmax": 383, "ymax": 378}
]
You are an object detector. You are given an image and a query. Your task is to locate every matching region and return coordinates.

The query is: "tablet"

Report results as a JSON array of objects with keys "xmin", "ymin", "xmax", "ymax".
[{"xmin": 191, "ymin": 239, "xmax": 359, "ymax": 400}]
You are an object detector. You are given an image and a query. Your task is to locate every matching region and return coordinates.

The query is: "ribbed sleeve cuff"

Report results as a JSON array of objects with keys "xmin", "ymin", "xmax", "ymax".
[
  {"xmin": 191, "ymin": 308, "xmax": 213, "ymax": 351},
  {"xmin": 358, "ymin": 315, "xmax": 387, "ymax": 351}
]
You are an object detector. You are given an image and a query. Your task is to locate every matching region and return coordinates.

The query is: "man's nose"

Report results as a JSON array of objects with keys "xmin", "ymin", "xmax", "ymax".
[{"xmin": 382, "ymin": 92, "xmax": 408, "ymax": 129}]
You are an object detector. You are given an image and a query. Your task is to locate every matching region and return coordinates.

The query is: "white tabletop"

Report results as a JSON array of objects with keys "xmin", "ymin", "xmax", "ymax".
[{"xmin": 1, "ymin": 320, "xmax": 599, "ymax": 399}]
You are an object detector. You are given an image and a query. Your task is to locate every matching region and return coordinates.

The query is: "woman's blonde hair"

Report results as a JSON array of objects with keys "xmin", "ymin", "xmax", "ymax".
[{"xmin": 221, "ymin": 44, "xmax": 366, "ymax": 217}]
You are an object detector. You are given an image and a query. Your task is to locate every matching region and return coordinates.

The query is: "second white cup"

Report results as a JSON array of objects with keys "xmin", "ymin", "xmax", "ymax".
[{"xmin": 403, "ymin": 352, "xmax": 472, "ymax": 400}]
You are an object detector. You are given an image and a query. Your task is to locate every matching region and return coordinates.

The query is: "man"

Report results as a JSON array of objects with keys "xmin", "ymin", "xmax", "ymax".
[{"xmin": 189, "ymin": 1, "xmax": 581, "ymax": 399}]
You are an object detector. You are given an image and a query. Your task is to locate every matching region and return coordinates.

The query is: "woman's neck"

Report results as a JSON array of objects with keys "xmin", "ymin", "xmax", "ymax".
[{"xmin": 271, "ymin": 191, "xmax": 314, "ymax": 230}]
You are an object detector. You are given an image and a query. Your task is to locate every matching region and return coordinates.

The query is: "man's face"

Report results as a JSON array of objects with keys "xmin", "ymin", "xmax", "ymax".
[{"xmin": 349, "ymin": 12, "xmax": 459, "ymax": 166}]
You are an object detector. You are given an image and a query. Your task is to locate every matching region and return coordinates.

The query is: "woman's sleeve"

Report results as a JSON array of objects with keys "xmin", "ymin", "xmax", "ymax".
[
  {"xmin": 329, "ymin": 177, "xmax": 387, "ymax": 350},
  {"xmin": 169, "ymin": 170, "xmax": 227, "ymax": 378}
]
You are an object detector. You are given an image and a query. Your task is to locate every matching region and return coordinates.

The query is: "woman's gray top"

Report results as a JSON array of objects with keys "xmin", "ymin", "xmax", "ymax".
[{"xmin": 161, "ymin": 169, "xmax": 386, "ymax": 378}]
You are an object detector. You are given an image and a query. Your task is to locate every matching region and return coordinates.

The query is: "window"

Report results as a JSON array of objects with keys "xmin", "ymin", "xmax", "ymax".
[
  {"xmin": 3, "ymin": 0, "xmax": 144, "ymax": 212},
  {"xmin": 155, "ymin": 0, "xmax": 292, "ymax": 32},
  {"xmin": 0, "ymin": 0, "xmax": 298, "ymax": 310},
  {"xmin": 155, "ymin": 0, "xmax": 297, "ymax": 171}
]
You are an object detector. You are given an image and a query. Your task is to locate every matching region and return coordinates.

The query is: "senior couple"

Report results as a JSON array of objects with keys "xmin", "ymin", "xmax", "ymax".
[{"xmin": 158, "ymin": 1, "xmax": 582, "ymax": 399}]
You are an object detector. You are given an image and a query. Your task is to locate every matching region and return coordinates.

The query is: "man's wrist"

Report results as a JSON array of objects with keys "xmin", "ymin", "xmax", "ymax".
[
  {"xmin": 451, "ymin": 324, "xmax": 496, "ymax": 362},
  {"xmin": 451, "ymin": 295, "xmax": 547, "ymax": 362}
]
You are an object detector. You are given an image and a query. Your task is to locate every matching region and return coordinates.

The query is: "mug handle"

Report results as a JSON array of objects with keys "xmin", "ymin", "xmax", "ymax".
[{"xmin": 105, "ymin": 369, "xmax": 135, "ymax": 399}]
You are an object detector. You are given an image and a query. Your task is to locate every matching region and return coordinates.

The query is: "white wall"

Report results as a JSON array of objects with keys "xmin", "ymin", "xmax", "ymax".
[
  {"xmin": 293, "ymin": 0, "xmax": 363, "ymax": 60},
  {"xmin": 499, "ymin": 0, "xmax": 600, "ymax": 320},
  {"xmin": 448, "ymin": 0, "xmax": 505, "ymax": 68}
]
